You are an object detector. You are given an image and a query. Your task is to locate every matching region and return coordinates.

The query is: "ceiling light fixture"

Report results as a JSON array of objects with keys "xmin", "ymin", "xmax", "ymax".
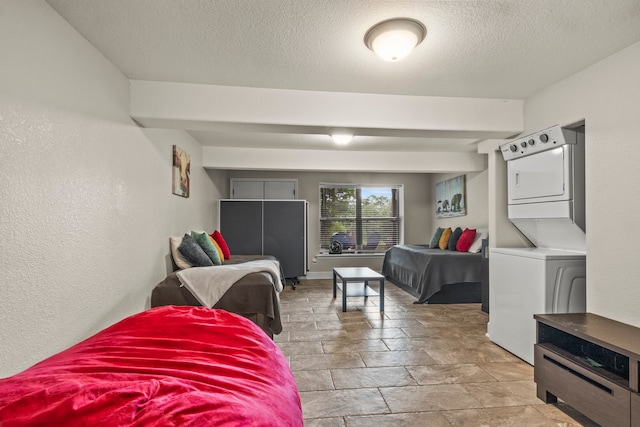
[
  {"xmin": 331, "ymin": 134, "xmax": 353, "ymax": 145},
  {"xmin": 364, "ymin": 18, "xmax": 426, "ymax": 62}
]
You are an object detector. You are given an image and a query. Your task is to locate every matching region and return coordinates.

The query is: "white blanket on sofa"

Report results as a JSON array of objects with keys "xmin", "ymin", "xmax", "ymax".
[{"xmin": 176, "ymin": 260, "xmax": 283, "ymax": 308}]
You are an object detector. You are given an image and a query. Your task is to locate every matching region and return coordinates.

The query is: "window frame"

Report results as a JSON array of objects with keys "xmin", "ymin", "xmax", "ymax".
[{"xmin": 319, "ymin": 183, "xmax": 403, "ymax": 255}]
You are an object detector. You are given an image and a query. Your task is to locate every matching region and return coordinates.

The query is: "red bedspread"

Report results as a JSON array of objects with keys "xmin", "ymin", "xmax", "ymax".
[{"xmin": 0, "ymin": 306, "xmax": 302, "ymax": 426}]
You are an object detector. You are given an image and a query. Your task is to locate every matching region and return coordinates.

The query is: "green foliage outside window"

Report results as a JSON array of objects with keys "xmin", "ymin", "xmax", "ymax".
[{"xmin": 320, "ymin": 185, "xmax": 400, "ymax": 252}]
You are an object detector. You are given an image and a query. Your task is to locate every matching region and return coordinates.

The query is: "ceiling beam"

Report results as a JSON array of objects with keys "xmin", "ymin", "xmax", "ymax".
[
  {"xmin": 130, "ymin": 80, "xmax": 523, "ymax": 139},
  {"xmin": 130, "ymin": 80, "xmax": 520, "ymax": 171},
  {"xmin": 202, "ymin": 146, "xmax": 486, "ymax": 173}
]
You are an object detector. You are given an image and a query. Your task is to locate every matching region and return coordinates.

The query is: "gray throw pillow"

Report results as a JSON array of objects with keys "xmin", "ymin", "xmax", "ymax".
[
  {"xmin": 448, "ymin": 227, "xmax": 463, "ymax": 251},
  {"xmin": 429, "ymin": 227, "xmax": 444, "ymax": 248},
  {"xmin": 178, "ymin": 233, "xmax": 214, "ymax": 267}
]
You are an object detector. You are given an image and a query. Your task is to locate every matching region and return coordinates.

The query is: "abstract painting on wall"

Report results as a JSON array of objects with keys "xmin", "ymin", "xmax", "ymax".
[
  {"xmin": 172, "ymin": 145, "xmax": 190, "ymax": 198},
  {"xmin": 435, "ymin": 175, "xmax": 466, "ymax": 218}
]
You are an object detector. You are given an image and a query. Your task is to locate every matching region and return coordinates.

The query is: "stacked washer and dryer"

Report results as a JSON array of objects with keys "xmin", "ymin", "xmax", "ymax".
[{"xmin": 488, "ymin": 124, "xmax": 586, "ymax": 365}]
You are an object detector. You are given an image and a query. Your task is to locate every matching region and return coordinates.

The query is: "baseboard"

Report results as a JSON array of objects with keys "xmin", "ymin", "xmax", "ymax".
[{"xmin": 304, "ymin": 271, "xmax": 333, "ymax": 280}]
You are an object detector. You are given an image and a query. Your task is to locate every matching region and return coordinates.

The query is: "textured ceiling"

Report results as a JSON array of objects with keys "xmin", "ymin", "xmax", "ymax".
[{"xmin": 45, "ymin": 0, "xmax": 640, "ymax": 152}]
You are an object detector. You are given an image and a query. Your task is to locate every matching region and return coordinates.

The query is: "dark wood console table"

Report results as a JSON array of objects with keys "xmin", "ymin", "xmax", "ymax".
[{"xmin": 535, "ymin": 313, "xmax": 640, "ymax": 427}]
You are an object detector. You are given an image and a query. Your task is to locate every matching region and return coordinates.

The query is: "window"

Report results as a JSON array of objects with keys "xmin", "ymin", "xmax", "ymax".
[{"xmin": 320, "ymin": 184, "xmax": 402, "ymax": 254}]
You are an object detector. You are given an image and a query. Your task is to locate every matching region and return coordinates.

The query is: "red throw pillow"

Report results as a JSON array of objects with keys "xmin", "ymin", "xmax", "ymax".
[
  {"xmin": 456, "ymin": 228, "xmax": 477, "ymax": 252},
  {"xmin": 210, "ymin": 230, "xmax": 231, "ymax": 260}
]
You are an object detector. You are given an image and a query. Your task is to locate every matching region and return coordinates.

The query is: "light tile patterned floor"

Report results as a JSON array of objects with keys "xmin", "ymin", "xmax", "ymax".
[{"xmin": 276, "ymin": 279, "xmax": 600, "ymax": 427}]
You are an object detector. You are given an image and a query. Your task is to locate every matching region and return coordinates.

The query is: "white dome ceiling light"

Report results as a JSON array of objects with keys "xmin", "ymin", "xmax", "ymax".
[{"xmin": 364, "ymin": 18, "xmax": 426, "ymax": 62}]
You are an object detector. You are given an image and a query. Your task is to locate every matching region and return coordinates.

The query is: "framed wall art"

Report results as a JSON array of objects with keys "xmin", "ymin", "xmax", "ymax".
[
  {"xmin": 172, "ymin": 145, "xmax": 190, "ymax": 198},
  {"xmin": 435, "ymin": 175, "xmax": 466, "ymax": 218}
]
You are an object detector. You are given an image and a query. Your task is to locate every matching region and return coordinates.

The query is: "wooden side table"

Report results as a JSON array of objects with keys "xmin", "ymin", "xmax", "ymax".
[{"xmin": 535, "ymin": 313, "xmax": 640, "ymax": 427}]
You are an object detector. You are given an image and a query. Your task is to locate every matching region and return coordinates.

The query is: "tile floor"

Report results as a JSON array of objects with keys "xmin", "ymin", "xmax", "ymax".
[{"xmin": 275, "ymin": 279, "xmax": 600, "ymax": 427}]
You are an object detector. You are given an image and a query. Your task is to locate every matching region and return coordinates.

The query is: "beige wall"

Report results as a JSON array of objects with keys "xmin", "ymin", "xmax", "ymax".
[
  {"xmin": 0, "ymin": 2, "xmax": 221, "ymax": 377},
  {"xmin": 430, "ymin": 170, "xmax": 489, "ymax": 236},
  {"xmin": 483, "ymin": 144, "xmax": 532, "ymax": 248},
  {"xmin": 224, "ymin": 169, "xmax": 489, "ymax": 275},
  {"xmin": 225, "ymin": 170, "xmax": 430, "ymax": 274}
]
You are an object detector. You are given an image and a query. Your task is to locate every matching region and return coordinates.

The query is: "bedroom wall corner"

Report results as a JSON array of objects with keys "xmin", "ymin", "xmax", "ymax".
[
  {"xmin": 0, "ymin": 2, "xmax": 217, "ymax": 377},
  {"xmin": 205, "ymin": 168, "xmax": 230, "ymax": 226}
]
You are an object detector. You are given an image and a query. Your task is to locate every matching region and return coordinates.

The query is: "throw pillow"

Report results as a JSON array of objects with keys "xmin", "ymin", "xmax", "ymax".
[
  {"xmin": 456, "ymin": 228, "xmax": 477, "ymax": 252},
  {"xmin": 429, "ymin": 227, "xmax": 444, "ymax": 248},
  {"xmin": 169, "ymin": 236, "xmax": 193, "ymax": 270},
  {"xmin": 448, "ymin": 227, "xmax": 463, "ymax": 251},
  {"xmin": 191, "ymin": 231, "xmax": 222, "ymax": 265},
  {"xmin": 438, "ymin": 227, "xmax": 452, "ymax": 250},
  {"xmin": 178, "ymin": 233, "xmax": 214, "ymax": 267},
  {"xmin": 468, "ymin": 229, "xmax": 488, "ymax": 253},
  {"xmin": 211, "ymin": 230, "xmax": 231, "ymax": 260},
  {"xmin": 208, "ymin": 235, "xmax": 225, "ymax": 263}
]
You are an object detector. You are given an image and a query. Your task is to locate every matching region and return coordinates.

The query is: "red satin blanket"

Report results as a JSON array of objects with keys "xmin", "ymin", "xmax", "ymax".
[{"xmin": 0, "ymin": 306, "xmax": 302, "ymax": 426}]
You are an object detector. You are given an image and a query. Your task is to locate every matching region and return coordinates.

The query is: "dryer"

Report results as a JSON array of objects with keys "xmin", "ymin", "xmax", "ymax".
[
  {"xmin": 488, "ymin": 125, "xmax": 586, "ymax": 365},
  {"xmin": 501, "ymin": 125, "xmax": 585, "ymax": 251}
]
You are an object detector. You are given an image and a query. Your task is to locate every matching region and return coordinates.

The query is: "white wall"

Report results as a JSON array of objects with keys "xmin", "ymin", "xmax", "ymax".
[
  {"xmin": 4, "ymin": 1, "xmax": 638, "ymax": 379},
  {"xmin": 0, "ymin": 1, "xmax": 221, "ymax": 377},
  {"xmin": 493, "ymin": 41, "xmax": 640, "ymax": 326},
  {"xmin": 482, "ymin": 143, "xmax": 532, "ymax": 248}
]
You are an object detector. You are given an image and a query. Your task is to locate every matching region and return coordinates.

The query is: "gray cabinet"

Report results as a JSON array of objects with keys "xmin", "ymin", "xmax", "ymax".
[
  {"xmin": 219, "ymin": 199, "xmax": 307, "ymax": 280},
  {"xmin": 230, "ymin": 181, "xmax": 265, "ymax": 199},
  {"xmin": 230, "ymin": 179, "xmax": 297, "ymax": 199}
]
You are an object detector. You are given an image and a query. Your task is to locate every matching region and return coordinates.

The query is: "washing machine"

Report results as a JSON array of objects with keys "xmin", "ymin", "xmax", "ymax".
[{"xmin": 488, "ymin": 247, "xmax": 586, "ymax": 365}]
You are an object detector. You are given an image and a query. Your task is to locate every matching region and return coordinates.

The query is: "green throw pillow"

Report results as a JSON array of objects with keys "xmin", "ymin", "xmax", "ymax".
[
  {"xmin": 429, "ymin": 227, "xmax": 444, "ymax": 248},
  {"xmin": 191, "ymin": 231, "xmax": 222, "ymax": 265}
]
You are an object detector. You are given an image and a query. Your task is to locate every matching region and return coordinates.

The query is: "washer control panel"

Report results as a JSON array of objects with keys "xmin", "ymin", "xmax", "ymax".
[{"xmin": 500, "ymin": 125, "xmax": 573, "ymax": 161}]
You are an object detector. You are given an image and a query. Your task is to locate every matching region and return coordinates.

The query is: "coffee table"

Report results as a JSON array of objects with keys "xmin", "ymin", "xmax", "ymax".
[{"xmin": 332, "ymin": 267, "xmax": 385, "ymax": 312}]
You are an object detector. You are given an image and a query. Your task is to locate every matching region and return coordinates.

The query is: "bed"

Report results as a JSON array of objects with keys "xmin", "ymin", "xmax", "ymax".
[
  {"xmin": 152, "ymin": 255, "xmax": 284, "ymax": 338},
  {"xmin": 382, "ymin": 244, "xmax": 487, "ymax": 304},
  {"xmin": 0, "ymin": 305, "xmax": 303, "ymax": 427}
]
